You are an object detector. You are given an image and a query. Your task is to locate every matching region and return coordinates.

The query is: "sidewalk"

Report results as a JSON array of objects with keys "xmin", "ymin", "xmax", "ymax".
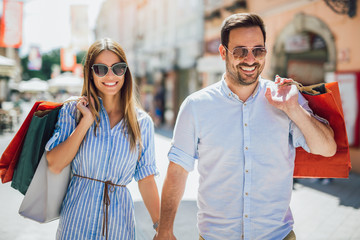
[{"xmin": 291, "ymin": 174, "xmax": 360, "ymax": 240}]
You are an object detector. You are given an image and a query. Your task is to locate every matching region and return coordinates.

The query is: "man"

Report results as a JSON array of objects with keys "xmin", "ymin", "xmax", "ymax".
[{"xmin": 154, "ymin": 13, "xmax": 336, "ymax": 240}]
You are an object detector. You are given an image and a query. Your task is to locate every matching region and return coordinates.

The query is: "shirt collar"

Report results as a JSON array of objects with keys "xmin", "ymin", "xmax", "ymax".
[{"xmin": 221, "ymin": 74, "xmax": 262, "ymax": 102}]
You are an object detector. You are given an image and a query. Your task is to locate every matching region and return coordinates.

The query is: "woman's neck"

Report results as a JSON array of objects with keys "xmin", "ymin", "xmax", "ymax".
[
  {"xmin": 101, "ymin": 94, "xmax": 122, "ymax": 114},
  {"xmin": 101, "ymin": 94, "xmax": 124, "ymax": 128}
]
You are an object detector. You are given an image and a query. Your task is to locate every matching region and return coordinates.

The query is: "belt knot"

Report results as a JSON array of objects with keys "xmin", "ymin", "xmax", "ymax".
[{"xmin": 74, "ymin": 174, "xmax": 126, "ymax": 240}]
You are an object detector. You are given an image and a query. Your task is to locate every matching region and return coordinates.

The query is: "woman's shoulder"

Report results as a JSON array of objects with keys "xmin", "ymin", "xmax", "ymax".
[
  {"xmin": 136, "ymin": 108, "xmax": 154, "ymax": 127},
  {"xmin": 136, "ymin": 108, "xmax": 152, "ymax": 121},
  {"xmin": 60, "ymin": 96, "xmax": 79, "ymax": 114}
]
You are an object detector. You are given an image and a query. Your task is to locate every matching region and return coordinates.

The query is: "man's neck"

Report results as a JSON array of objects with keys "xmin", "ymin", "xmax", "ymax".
[{"xmin": 225, "ymin": 74, "xmax": 259, "ymax": 102}]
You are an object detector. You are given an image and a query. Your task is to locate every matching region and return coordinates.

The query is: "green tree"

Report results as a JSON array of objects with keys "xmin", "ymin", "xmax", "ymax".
[
  {"xmin": 21, "ymin": 49, "xmax": 61, "ymax": 81},
  {"xmin": 21, "ymin": 49, "xmax": 85, "ymax": 81},
  {"xmin": 76, "ymin": 50, "xmax": 86, "ymax": 65}
]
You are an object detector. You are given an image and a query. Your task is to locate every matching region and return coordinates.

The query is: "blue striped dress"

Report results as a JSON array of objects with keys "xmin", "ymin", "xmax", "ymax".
[{"xmin": 45, "ymin": 98, "xmax": 158, "ymax": 240}]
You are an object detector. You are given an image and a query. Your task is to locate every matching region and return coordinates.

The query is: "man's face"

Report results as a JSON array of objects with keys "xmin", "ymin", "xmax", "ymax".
[{"xmin": 221, "ymin": 26, "xmax": 266, "ymax": 86}]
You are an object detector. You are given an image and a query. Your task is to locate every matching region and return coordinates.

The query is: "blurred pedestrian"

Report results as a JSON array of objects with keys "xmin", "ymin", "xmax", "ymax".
[
  {"xmin": 154, "ymin": 13, "xmax": 336, "ymax": 240},
  {"xmin": 46, "ymin": 38, "xmax": 160, "ymax": 240},
  {"xmin": 153, "ymin": 81, "xmax": 165, "ymax": 127}
]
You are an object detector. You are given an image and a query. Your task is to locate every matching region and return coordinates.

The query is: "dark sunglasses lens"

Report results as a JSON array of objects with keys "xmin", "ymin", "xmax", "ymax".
[
  {"xmin": 112, "ymin": 63, "xmax": 127, "ymax": 76},
  {"xmin": 253, "ymin": 48, "xmax": 267, "ymax": 58},
  {"xmin": 233, "ymin": 48, "xmax": 248, "ymax": 59},
  {"xmin": 93, "ymin": 65, "xmax": 108, "ymax": 77}
]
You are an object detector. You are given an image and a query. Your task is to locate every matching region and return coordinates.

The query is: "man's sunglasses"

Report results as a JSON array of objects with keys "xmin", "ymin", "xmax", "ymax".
[
  {"xmin": 91, "ymin": 62, "xmax": 127, "ymax": 77},
  {"xmin": 223, "ymin": 45, "xmax": 267, "ymax": 60}
]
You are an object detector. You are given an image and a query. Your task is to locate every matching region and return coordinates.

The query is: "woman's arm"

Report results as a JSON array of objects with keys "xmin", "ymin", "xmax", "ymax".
[
  {"xmin": 46, "ymin": 97, "xmax": 94, "ymax": 174},
  {"xmin": 138, "ymin": 174, "xmax": 160, "ymax": 231}
]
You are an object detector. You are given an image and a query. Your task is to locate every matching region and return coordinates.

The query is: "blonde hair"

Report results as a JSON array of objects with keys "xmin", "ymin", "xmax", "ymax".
[{"xmin": 82, "ymin": 38, "xmax": 141, "ymax": 151}]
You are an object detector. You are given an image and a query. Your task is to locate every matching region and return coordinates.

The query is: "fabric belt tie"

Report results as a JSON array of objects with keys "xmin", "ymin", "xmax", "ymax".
[{"xmin": 74, "ymin": 174, "xmax": 126, "ymax": 240}]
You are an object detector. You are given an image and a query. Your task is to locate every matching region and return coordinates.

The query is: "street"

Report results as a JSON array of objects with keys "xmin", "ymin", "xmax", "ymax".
[{"xmin": 0, "ymin": 103, "xmax": 360, "ymax": 239}]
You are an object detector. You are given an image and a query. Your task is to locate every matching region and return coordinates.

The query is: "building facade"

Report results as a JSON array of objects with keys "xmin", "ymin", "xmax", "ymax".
[
  {"xmin": 94, "ymin": 0, "xmax": 360, "ymax": 173},
  {"xmin": 95, "ymin": 0, "xmax": 204, "ymax": 126},
  {"xmin": 249, "ymin": 0, "xmax": 360, "ymax": 174},
  {"xmin": 0, "ymin": 48, "xmax": 19, "ymax": 102}
]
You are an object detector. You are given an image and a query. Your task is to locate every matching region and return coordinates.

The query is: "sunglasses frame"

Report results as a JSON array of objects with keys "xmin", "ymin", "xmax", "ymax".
[
  {"xmin": 91, "ymin": 62, "xmax": 127, "ymax": 77},
  {"xmin": 223, "ymin": 45, "xmax": 267, "ymax": 60}
]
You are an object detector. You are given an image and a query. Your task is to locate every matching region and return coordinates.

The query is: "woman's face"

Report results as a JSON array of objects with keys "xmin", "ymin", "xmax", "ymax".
[{"xmin": 92, "ymin": 50, "xmax": 125, "ymax": 98}]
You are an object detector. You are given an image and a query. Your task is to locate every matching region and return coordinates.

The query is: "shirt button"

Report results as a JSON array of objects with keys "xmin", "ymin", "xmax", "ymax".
[
  {"xmin": 245, "ymin": 146, "xmax": 248, "ymax": 150},
  {"xmin": 245, "ymin": 214, "xmax": 248, "ymax": 218},
  {"xmin": 244, "ymin": 103, "xmax": 247, "ymax": 106},
  {"xmin": 245, "ymin": 192, "xmax": 249, "ymax": 196},
  {"xmin": 245, "ymin": 170, "xmax": 249, "ymax": 173},
  {"xmin": 244, "ymin": 123, "xmax": 248, "ymax": 127}
]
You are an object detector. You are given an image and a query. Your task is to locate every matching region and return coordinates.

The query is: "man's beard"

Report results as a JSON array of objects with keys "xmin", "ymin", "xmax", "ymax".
[{"xmin": 226, "ymin": 60, "xmax": 261, "ymax": 86}]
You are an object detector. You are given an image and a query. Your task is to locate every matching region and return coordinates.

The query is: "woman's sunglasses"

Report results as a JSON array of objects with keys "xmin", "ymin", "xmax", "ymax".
[
  {"xmin": 223, "ymin": 45, "xmax": 267, "ymax": 60},
  {"xmin": 91, "ymin": 62, "xmax": 127, "ymax": 77}
]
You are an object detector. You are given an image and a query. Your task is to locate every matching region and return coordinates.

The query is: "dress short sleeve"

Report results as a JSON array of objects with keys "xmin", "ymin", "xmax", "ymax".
[
  {"xmin": 45, "ymin": 101, "xmax": 77, "ymax": 152},
  {"xmin": 134, "ymin": 112, "xmax": 158, "ymax": 181}
]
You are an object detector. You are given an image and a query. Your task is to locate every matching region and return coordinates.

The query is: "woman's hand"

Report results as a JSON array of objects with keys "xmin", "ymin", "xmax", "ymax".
[{"xmin": 76, "ymin": 96, "xmax": 95, "ymax": 128}]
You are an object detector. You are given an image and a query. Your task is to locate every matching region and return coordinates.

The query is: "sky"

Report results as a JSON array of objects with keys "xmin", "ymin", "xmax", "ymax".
[{"xmin": 16, "ymin": 0, "xmax": 105, "ymax": 56}]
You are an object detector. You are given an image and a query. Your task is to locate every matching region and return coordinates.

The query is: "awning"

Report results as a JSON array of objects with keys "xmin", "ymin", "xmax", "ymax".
[
  {"xmin": 48, "ymin": 73, "xmax": 83, "ymax": 94},
  {"xmin": 19, "ymin": 78, "xmax": 49, "ymax": 92},
  {"xmin": 0, "ymin": 55, "xmax": 16, "ymax": 77}
]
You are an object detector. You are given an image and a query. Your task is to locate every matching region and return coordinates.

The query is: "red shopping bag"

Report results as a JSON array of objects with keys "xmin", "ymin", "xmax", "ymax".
[
  {"xmin": 0, "ymin": 101, "xmax": 63, "ymax": 183},
  {"xmin": 293, "ymin": 81, "xmax": 351, "ymax": 178}
]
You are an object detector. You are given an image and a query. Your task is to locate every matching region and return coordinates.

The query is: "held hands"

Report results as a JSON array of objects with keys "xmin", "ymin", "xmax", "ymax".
[
  {"xmin": 76, "ymin": 96, "xmax": 95, "ymax": 128},
  {"xmin": 153, "ymin": 225, "xmax": 176, "ymax": 240},
  {"xmin": 265, "ymin": 75, "xmax": 300, "ymax": 115},
  {"xmin": 153, "ymin": 232, "xmax": 177, "ymax": 240}
]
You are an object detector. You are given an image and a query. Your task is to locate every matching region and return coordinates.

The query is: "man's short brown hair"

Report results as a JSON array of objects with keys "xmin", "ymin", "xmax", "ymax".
[{"xmin": 221, "ymin": 13, "xmax": 266, "ymax": 48}]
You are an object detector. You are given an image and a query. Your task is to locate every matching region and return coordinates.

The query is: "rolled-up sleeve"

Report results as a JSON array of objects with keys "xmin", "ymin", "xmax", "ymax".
[
  {"xmin": 134, "ymin": 114, "xmax": 158, "ymax": 181},
  {"xmin": 45, "ymin": 101, "xmax": 77, "ymax": 151},
  {"xmin": 168, "ymin": 97, "xmax": 198, "ymax": 172}
]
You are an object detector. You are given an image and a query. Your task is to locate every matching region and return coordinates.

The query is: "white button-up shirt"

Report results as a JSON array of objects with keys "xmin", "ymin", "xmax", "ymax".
[{"xmin": 168, "ymin": 75, "xmax": 315, "ymax": 240}]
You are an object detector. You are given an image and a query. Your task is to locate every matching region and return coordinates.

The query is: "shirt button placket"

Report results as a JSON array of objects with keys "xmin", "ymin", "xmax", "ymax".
[{"xmin": 242, "ymin": 101, "xmax": 251, "ymax": 239}]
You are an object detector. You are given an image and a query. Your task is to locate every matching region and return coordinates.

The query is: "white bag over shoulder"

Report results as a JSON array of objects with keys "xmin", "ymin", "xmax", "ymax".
[{"xmin": 18, "ymin": 152, "xmax": 71, "ymax": 223}]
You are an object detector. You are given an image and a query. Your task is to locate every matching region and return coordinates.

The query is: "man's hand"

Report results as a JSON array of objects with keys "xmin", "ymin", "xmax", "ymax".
[
  {"xmin": 153, "ymin": 162, "xmax": 188, "ymax": 240},
  {"xmin": 265, "ymin": 75, "xmax": 299, "ymax": 115}
]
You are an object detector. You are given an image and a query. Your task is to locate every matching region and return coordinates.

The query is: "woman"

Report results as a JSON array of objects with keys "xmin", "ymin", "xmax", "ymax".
[{"xmin": 46, "ymin": 38, "xmax": 160, "ymax": 239}]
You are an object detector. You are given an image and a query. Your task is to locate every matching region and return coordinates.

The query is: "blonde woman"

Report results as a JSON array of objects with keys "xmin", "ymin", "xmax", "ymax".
[{"xmin": 46, "ymin": 38, "xmax": 160, "ymax": 240}]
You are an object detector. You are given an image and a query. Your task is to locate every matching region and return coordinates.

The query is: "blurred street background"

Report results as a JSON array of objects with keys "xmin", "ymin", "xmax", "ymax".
[{"xmin": 0, "ymin": 0, "xmax": 360, "ymax": 239}]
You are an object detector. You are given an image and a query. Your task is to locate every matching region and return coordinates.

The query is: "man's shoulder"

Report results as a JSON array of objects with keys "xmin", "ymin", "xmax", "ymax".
[
  {"xmin": 186, "ymin": 81, "xmax": 222, "ymax": 103},
  {"xmin": 259, "ymin": 77, "xmax": 274, "ymax": 87}
]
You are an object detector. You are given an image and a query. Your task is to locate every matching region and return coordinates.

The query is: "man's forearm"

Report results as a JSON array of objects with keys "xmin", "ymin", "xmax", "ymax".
[
  {"xmin": 288, "ymin": 104, "xmax": 337, "ymax": 157},
  {"xmin": 157, "ymin": 162, "xmax": 189, "ymax": 236}
]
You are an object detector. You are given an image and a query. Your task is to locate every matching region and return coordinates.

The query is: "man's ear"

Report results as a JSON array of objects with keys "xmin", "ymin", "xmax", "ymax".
[{"xmin": 219, "ymin": 44, "xmax": 226, "ymax": 60}]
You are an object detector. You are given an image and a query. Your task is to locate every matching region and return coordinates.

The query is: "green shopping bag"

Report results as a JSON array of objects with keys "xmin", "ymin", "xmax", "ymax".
[{"xmin": 11, "ymin": 107, "xmax": 61, "ymax": 195}]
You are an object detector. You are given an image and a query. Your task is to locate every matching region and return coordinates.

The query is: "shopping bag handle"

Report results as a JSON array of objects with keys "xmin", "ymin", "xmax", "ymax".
[{"xmin": 283, "ymin": 80, "xmax": 329, "ymax": 96}]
